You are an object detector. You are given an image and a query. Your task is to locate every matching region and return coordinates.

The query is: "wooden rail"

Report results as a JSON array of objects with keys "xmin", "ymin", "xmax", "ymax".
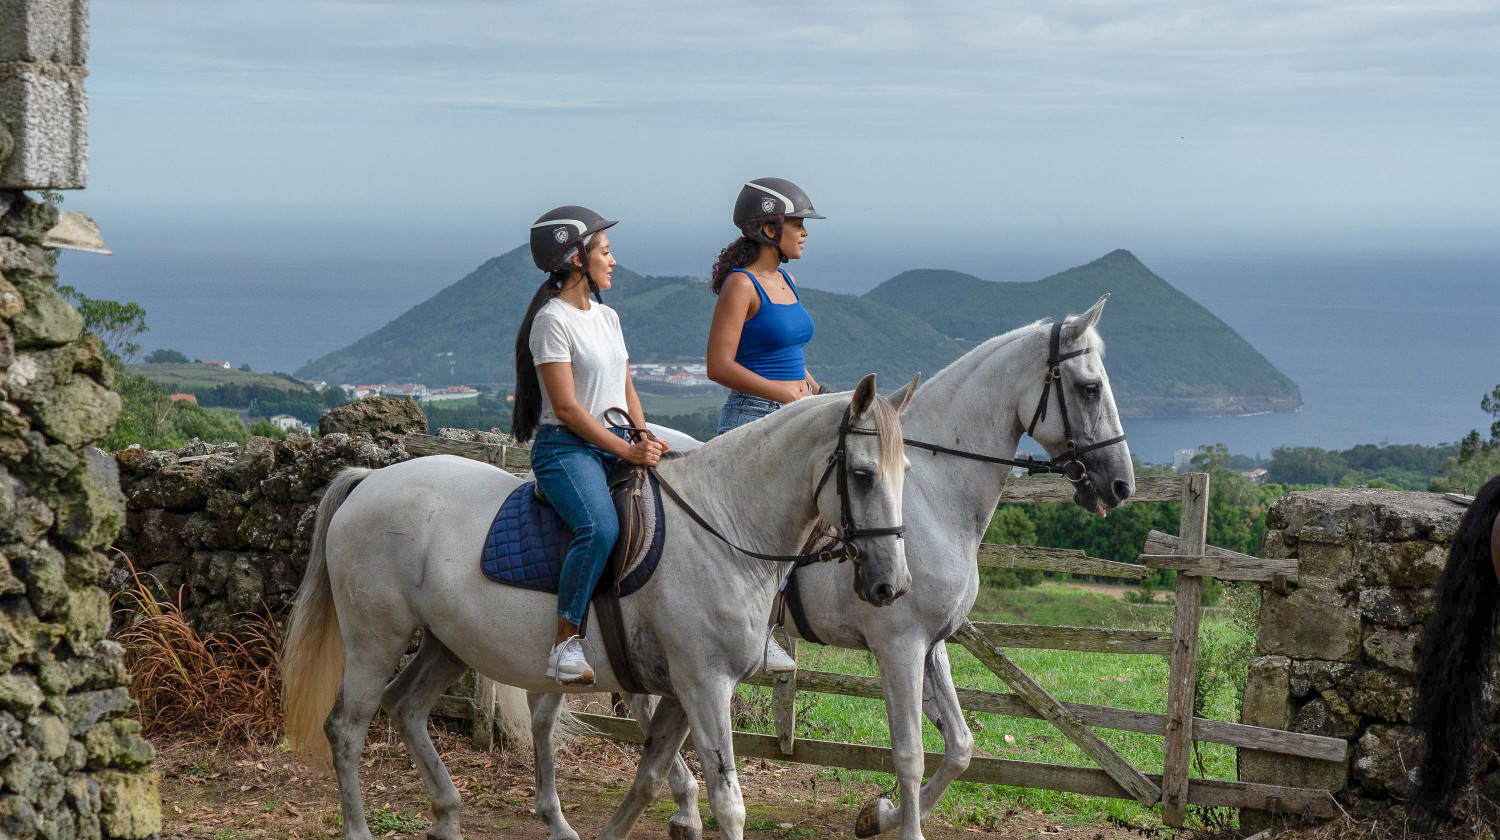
[
  {"xmin": 971, "ymin": 621, "xmax": 1173, "ymax": 656},
  {"xmin": 976, "ymin": 544, "xmax": 1149, "ymax": 580},
  {"xmin": 737, "ymin": 669, "xmax": 1345, "ymax": 762},
  {"xmin": 573, "ymin": 713, "xmax": 1337, "ymax": 819},
  {"xmin": 999, "ymin": 475, "xmax": 1183, "ymax": 504}
]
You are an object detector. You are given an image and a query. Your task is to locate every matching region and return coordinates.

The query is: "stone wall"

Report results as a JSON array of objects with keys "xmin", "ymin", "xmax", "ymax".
[
  {"xmin": 0, "ymin": 190, "xmax": 158, "ymax": 837},
  {"xmin": 1239, "ymin": 488, "xmax": 1477, "ymax": 823},
  {"xmin": 112, "ymin": 431, "xmax": 410, "ymax": 633}
]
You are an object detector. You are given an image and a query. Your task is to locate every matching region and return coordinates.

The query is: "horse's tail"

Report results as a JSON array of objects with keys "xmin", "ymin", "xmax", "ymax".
[
  {"xmin": 485, "ymin": 684, "xmax": 590, "ymax": 750},
  {"xmin": 282, "ymin": 466, "xmax": 372, "ymax": 763},
  {"xmin": 1411, "ymin": 472, "xmax": 1500, "ymax": 820}
]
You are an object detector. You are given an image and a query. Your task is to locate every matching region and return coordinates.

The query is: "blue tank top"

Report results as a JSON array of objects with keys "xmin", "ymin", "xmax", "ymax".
[{"xmin": 731, "ymin": 268, "xmax": 815, "ymax": 381}]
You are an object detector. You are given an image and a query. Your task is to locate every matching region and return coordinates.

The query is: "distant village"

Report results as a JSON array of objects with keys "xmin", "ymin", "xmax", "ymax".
[{"xmin": 162, "ymin": 361, "xmax": 1271, "ymax": 483}]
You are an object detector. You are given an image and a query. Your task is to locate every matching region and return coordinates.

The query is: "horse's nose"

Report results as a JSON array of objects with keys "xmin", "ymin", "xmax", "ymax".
[
  {"xmin": 1112, "ymin": 478, "xmax": 1134, "ymax": 504},
  {"xmin": 872, "ymin": 583, "xmax": 895, "ymax": 604}
]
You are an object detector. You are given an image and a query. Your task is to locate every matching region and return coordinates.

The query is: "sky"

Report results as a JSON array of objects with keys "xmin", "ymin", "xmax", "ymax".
[{"xmin": 82, "ymin": 0, "xmax": 1500, "ymax": 263}]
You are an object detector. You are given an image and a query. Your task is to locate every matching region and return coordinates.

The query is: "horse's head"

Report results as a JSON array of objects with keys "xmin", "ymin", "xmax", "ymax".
[
  {"xmin": 1021, "ymin": 295, "xmax": 1135, "ymax": 515},
  {"xmin": 814, "ymin": 373, "xmax": 914, "ymax": 606}
]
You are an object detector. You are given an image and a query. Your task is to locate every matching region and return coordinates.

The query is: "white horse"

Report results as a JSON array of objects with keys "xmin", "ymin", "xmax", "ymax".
[
  {"xmin": 526, "ymin": 296, "xmax": 1134, "ymax": 840},
  {"xmin": 281, "ymin": 374, "xmax": 915, "ymax": 840}
]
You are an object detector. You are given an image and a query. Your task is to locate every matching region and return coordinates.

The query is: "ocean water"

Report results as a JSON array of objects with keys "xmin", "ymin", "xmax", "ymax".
[{"xmin": 58, "ymin": 214, "xmax": 1498, "ymax": 464}]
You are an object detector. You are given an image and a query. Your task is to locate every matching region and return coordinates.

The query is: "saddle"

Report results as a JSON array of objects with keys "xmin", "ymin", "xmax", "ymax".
[{"xmin": 479, "ymin": 452, "xmax": 662, "ymax": 693}]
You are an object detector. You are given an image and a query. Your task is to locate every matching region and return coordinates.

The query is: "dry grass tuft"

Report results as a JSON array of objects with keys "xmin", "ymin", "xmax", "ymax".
[{"xmin": 112, "ymin": 552, "xmax": 284, "ymax": 746}]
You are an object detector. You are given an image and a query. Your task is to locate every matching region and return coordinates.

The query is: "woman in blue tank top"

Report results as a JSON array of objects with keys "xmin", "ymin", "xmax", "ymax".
[
  {"xmin": 707, "ymin": 178, "xmax": 825, "ymax": 436},
  {"xmin": 706, "ymin": 178, "xmax": 826, "ymax": 673}
]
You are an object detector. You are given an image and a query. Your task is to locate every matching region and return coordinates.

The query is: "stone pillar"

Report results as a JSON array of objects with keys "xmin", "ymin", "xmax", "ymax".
[
  {"xmin": 1238, "ymin": 488, "xmax": 1467, "ymax": 827},
  {"xmin": 0, "ymin": 0, "xmax": 90, "ymax": 189},
  {"xmin": 1, "ymin": 3, "xmax": 161, "ymax": 836}
]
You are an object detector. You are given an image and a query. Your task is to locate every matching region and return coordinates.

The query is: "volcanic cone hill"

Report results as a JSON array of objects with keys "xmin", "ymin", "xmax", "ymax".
[{"xmin": 297, "ymin": 247, "xmax": 1299, "ymax": 419}]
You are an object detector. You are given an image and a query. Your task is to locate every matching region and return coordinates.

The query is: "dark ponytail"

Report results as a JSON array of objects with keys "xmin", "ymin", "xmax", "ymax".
[
  {"xmin": 510, "ymin": 271, "xmax": 568, "ymax": 443},
  {"xmin": 710, "ymin": 235, "xmax": 762, "ymax": 294}
]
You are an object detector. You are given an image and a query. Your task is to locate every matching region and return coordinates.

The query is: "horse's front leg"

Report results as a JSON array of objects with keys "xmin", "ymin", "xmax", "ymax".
[
  {"xmin": 673, "ymin": 677, "xmax": 748, "ymax": 840},
  {"xmin": 915, "ymin": 642, "xmax": 972, "ymax": 821},
  {"xmin": 599, "ymin": 697, "xmax": 692, "ymax": 840},
  {"xmin": 528, "ymin": 691, "xmax": 579, "ymax": 840},
  {"xmin": 628, "ymin": 693, "xmax": 703, "ymax": 840},
  {"xmin": 857, "ymin": 642, "xmax": 929, "ymax": 840}
]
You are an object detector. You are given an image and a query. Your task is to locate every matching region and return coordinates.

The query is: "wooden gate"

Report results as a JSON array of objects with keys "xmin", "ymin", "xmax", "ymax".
[{"xmin": 407, "ymin": 434, "xmax": 1344, "ymax": 826}]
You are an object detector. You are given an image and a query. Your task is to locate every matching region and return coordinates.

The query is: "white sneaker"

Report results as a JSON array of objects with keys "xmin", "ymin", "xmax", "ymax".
[
  {"xmin": 546, "ymin": 636, "xmax": 595, "ymax": 685},
  {"xmin": 763, "ymin": 634, "xmax": 797, "ymax": 673}
]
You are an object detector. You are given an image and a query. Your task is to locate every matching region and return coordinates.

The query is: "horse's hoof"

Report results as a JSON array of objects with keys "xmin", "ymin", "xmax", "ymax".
[
  {"xmin": 427, "ymin": 829, "xmax": 462, "ymax": 840},
  {"xmin": 855, "ymin": 797, "xmax": 894, "ymax": 838},
  {"xmin": 669, "ymin": 821, "xmax": 703, "ymax": 840}
]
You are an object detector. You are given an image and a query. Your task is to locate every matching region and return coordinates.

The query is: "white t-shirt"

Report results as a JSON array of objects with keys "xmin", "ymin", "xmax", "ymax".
[{"xmin": 530, "ymin": 298, "xmax": 630, "ymax": 428}]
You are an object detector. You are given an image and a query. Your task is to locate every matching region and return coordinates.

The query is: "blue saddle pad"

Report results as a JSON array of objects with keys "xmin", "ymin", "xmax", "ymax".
[{"xmin": 480, "ymin": 477, "xmax": 665, "ymax": 598}]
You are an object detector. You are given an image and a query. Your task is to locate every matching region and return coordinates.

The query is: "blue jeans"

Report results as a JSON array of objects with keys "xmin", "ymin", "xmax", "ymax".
[
  {"xmin": 531, "ymin": 425, "xmax": 627, "ymax": 626},
  {"xmin": 717, "ymin": 391, "xmax": 785, "ymax": 436}
]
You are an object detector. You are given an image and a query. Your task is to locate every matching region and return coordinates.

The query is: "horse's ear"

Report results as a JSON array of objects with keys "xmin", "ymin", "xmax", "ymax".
[
  {"xmin": 886, "ymin": 373, "xmax": 921, "ymax": 414},
  {"xmin": 1062, "ymin": 293, "xmax": 1109, "ymax": 343},
  {"xmin": 851, "ymin": 373, "xmax": 878, "ymax": 417}
]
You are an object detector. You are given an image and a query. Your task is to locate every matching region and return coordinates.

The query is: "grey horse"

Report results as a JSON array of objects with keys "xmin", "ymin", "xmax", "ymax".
[
  {"xmin": 280, "ymin": 374, "xmax": 914, "ymax": 840},
  {"xmin": 523, "ymin": 296, "xmax": 1135, "ymax": 840}
]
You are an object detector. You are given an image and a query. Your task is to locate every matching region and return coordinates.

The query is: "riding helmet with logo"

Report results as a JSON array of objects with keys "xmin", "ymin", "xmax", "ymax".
[
  {"xmin": 529, "ymin": 205, "xmax": 618, "ymax": 273},
  {"xmin": 733, "ymin": 178, "xmax": 824, "ymax": 250}
]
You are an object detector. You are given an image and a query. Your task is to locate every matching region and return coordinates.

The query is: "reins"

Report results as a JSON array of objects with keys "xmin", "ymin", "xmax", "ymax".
[
  {"xmin": 604, "ymin": 407, "xmax": 903, "ymax": 567},
  {"xmin": 900, "ymin": 322, "xmax": 1126, "ymax": 484}
]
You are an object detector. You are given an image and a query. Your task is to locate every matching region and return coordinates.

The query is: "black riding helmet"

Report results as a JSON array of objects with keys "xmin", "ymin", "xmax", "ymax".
[
  {"xmin": 529, "ymin": 205, "xmax": 617, "ymax": 302},
  {"xmin": 733, "ymin": 178, "xmax": 824, "ymax": 261}
]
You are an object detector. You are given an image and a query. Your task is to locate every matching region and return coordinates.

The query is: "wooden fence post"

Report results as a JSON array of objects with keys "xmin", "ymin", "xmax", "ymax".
[
  {"xmin": 1162, "ymin": 472, "xmax": 1211, "ymax": 826},
  {"xmin": 473, "ymin": 674, "xmax": 500, "ymax": 750},
  {"xmin": 772, "ymin": 633, "xmax": 797, "ymax": 755}
]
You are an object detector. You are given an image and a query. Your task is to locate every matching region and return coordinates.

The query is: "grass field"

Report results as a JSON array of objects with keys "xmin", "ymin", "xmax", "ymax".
[
  {"xmin": 732, "ymin": 581, "xmax": 1257, "ymax": 831},
  {"xmin": 131, "ymin": 364, "xmax": 310, "ymax": 391},
  {"xmin": 422, "ymin": 396, "xmax": 481, "ymax": 410}
]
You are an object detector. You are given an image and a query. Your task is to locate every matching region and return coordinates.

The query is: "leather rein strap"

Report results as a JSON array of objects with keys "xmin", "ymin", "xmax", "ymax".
[{"xmin": 629, "ymin": 404, "xmax": 904, "ymax": 566}]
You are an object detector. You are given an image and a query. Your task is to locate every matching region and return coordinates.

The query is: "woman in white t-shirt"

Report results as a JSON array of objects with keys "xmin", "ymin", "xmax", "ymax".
[{"xmin": 512, "ymin": 206, "xmax": 668, "ymax": 685}]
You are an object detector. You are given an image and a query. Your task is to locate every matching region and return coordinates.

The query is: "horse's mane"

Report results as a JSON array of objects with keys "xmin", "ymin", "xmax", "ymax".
[{"xmin": 1411, "ymin": 472, "xmax": 1500, "ymax": 820}]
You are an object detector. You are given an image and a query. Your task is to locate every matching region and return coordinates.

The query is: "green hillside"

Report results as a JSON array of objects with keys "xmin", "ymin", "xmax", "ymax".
[
  {"xmin": 296, "ymin": 246, "xmax": 1299, "ymax": 418},
  {"xmin": 865, "ymin": 250, "xmax": 1301, "ymax": 417},
  {"xmin": 130, "ymin": 364, "xmax": 309, "ymax": 392},
  {"xmin": 295, "ymin": 246, "xmax": 963, "ymax": 392}
]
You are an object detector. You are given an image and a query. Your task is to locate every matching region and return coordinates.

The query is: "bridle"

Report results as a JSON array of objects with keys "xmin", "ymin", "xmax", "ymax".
[
  {"xmin": 611, "ymin": 406, "xmax": 904, "ymax": 567},
  {"xmin": 902, "ymin": 322, "xmax": 1127, "ymax": 486}
]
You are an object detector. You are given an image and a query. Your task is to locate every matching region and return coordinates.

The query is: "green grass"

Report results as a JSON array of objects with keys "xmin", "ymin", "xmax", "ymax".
[
  {"xmin": 734, "ymin": 581, "xmax": 1253, "ymax": 831},
  {"xmin": 130, "ymin": 364, "xmax": 307, "ymax": 391},
  {"xmin": 422, "ymin": 396, "xmax": 481, "ymax": 410}
]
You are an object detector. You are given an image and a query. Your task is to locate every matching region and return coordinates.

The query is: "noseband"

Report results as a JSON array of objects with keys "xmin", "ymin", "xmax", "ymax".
[
  {"xmin": 811, "ymin": 405, "xmax": 906, "ymax": 564},
  {"xmin": 902, "ymin": 322, "xmax": 1127, "ymax": 485}
]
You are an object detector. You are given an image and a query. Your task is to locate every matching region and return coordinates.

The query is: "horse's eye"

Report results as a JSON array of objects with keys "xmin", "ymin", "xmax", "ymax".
[
  {"xmin": 1082, "ymin": 383, "xmax": 1101, "ymax": 399},
  {"xmin": 851, "ymin": 468, "xmax": 875, "ymax": 483}
]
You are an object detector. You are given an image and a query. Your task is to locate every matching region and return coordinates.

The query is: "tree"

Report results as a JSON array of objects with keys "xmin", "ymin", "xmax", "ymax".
[
  {"xmin": 57, "ymin": 285, "xmax": 148, "ymax": 363},
  {"xmin": 144, "ymin": 348, "xmax": 190, "ymax": 364}
]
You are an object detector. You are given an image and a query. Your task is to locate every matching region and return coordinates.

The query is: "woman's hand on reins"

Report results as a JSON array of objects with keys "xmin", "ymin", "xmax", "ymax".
[{"xmin": 624, "ymin": 438, "xmax": 667, "ymax": 466}]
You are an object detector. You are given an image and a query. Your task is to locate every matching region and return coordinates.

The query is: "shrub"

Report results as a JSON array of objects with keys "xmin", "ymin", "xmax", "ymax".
[{"xmin": 112, "ymin": 553, "xmax": 282, "ymax": 745}]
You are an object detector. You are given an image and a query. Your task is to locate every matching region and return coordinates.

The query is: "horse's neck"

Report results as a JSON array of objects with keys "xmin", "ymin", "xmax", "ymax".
[
  {"xmin": 903, "ymin": 333, "xmax": 1036, "ymax": 539},
  {"xmin": 656, "ymin": 406, "xmax": 824, "ymax": 576}
]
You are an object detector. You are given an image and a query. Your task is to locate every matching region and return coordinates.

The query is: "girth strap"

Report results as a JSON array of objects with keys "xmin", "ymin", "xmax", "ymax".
[{"xmin": 781, "ymin": 570, "xmax": 823, "ymax": 645}]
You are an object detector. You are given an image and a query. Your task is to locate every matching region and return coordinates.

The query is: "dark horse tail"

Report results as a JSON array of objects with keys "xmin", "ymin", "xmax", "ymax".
[{"xmin": 1410, "ymin": 472, "xmax": 1500, "ymax": 820}]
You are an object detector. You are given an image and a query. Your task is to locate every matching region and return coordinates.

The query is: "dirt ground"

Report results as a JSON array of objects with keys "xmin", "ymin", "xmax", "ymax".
[{"xmin": 155, "ymin": 724, "xmax": 1150, "ymax": 840}]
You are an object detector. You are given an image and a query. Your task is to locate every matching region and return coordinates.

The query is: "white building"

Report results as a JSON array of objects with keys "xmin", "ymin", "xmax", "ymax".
[
  {"xmin": 270, "ymin": 414, "xmax": 312, "ymax": 434},
  {"xmin": 383, "ymin": 383, "xmax": 428, "ymax": 399},
  {"xmin": 1173, "ymin": 449, "xmax": 1195, "ymax": 473},
  {"xmin": 421, "ymin": 386, "xmax": 480, "ymax": 403}
]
